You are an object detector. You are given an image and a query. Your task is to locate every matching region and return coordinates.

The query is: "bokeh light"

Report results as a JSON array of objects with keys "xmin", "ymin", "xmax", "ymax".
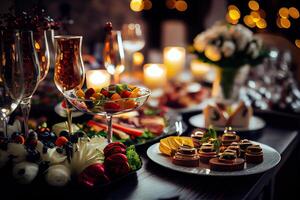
[
  {"xmin": 229, "ymin": 9, "xmax": 240, "ymax": 20},
  {"xmin": 279, "ymin": 7, "xmax": 289, "ymax": 18},
  {"xmin": 295, "ymin": 39, "xmax": 300, "ymax": 48},
  {"xmin": 280, "ymin": 18, "xmax": 291, "ymax": 28},
  {"xmin": 256, "ymin": 18, "xmax": 267, "ymax": 29},
  {"xmin": 248, "ymin": 1, "xmax": 259, "ymax": 11},
  {"xmin": 175, "ymin": 0, "xmax": 188, "ymax": 12},
  {"xmin": 244, "ymin": 15, "xmax": 256, "ymax": 28},
  {"xmin": 130, "ymin": 0, "xmax": 144, "ymax": 12},
  {"xmin": 166, "ymin": 0, "xmax": 176, "ymax": 9},
  {"xmin": 250, "ymin": 11, "xmax": 261, "ymax": 22},
  {"xmin": 289, "ymin": 7, "xmax": 299, "ymax": 19}
]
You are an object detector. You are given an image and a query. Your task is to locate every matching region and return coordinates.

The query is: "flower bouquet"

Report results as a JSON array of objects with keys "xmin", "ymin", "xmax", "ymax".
[{"xmin": 193, "ymin": 22, "xmax": 267, "ymax": 100}]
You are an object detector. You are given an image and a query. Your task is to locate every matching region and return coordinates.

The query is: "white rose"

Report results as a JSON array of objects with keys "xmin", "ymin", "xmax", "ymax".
[
  {"xmin": 221, "ymin": 41, "xmax": 235, "ymax": 57},
  {"xmin": 204, "ymin": 45, "xmax": 221, "ymax": 62}
]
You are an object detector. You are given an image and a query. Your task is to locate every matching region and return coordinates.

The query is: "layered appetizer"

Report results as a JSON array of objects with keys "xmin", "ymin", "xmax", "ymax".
[{"xmin": 203, "ymin": 101, "xmax": 253, "ymax": 128}]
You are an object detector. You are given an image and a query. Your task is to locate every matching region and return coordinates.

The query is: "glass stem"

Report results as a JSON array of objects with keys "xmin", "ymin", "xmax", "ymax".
[
  {"xmin": 113, "ymin": 73, "xmax": 120, "ymax": 84},
  {"xmin": 1, "ymin": 116, "xmax": 8, "ymax": 138},
  {"xmin": 65, "ymin": 99, "xmax": 73, "ymax": 134},
  {"xmin": 106, "ymin": 114, "xmax": 113, "ymax": 143},
  {"xmin": 20, "ymin": 98, "xmax": 31, "ymax": 137}
]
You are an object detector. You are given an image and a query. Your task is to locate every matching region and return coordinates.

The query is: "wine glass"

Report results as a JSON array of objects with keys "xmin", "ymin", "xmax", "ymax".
[
  {"xmin": 0, "ymin": 30, "xmax": 24, "ymax": 137},
  {"xmin": 63, "ymin": 85, "xmax": 151, "ymax": 143},
  {"xmin": 54, "ymin": 35, "xmax": 85, "ymax": 134},
  {"xmin": 103, "ymin": 30, "xmax": 125, "ymax": 84},
  {"xmin": 33, "ymin": 29, "xmax": 50, "ymax": 82},
  {"xmin": 19, "ymin": 31, "xmax": 40, "ymax": 137},
  {"xmin": 121, "ymin": 23, "xmax": 145, "ymax": 72}
]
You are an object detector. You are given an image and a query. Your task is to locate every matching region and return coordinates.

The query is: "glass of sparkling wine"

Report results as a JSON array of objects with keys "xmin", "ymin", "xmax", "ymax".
[
  {"xmin": 54, "ymin": 35, "xmax": 85, "ymax": 134},
  {"xmin": 103, "ymin": 30, "xmax": 125, "ymax": 84},
  {"xmin": 0, "ymin": 30, "xmax": 25, "ymax": 137},
  {"xmin": 19, "ymin": 31, "xmax": 41, "ymax": 137},
  {"xmin": 122, "ymin": 23, "xmax": 145, "ymax": 71}
]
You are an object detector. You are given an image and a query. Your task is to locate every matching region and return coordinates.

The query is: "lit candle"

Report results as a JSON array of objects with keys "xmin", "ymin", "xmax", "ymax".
[
  {"xmin": 190, "ymin": 60, "xmax": 211, "ymax": 81},
  {"xmin": 163, "ymin": 47, "xmax": 185, "ymax": 79},
  {"xmin": 86, "ymin": 70, "xmax": 111, "ymax": 92},
  {"xmin": 133, "ymin": 51, "xmax": 144, "ymax": 67},
  {"xmin": 143, "ymin": 64, "xmax": 167, "ymax": 89}
]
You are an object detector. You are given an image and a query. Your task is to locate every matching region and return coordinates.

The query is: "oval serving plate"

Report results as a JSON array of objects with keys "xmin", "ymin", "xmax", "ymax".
[
  {"xmin": 134, "ymin": 110, "xmax": 188, "ymax": 147},
  {"xmin": 147, "ymin": 141, "xmax": 280, "ymax": 176},
  {"xmin": 189, "ymin": 114, "xmax": 266, "ymax": 132}
]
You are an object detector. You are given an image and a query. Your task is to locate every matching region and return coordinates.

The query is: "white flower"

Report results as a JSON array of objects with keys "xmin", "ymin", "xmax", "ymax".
[
  {"xmin": 45, "ymin": 164, "xmax": 71, "ymax": 187},
  {"xmin": 12, "ymin": 161, "xmax": 39, "ymax": 184},
  {"xmin": 221, "ymin": 41, "xmax": 235, "ymax": 57},
  {"xmin": 193, "ymin": 34, "xmax": 207, "ymax": 52},
  {"xmin": 204, "ymin": 45, "xmax": 221, "ymax": 62}
]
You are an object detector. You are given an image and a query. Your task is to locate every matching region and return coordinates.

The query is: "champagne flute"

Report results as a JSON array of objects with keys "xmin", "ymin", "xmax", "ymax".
[
  {"xmin": 54, "ymin": 35, "xmax": 85, "ymax": 134},
  {"xmin": 0, "ymin": 30, "xmax": 24, "ymax": 137},
  {"xmin": 33, "ymin": 29, "xmax": 50, "ymax": 82},
  {"xmin": 122, "ymin": 23, "xmax": 145, "ymax": 72},
  {"xmin": 19, "ymin": 31, "xmax": 40, "ymax": 137},
  {"xmin": 103, "ymin": 30, "xmax": 125, "ymax": 84}
]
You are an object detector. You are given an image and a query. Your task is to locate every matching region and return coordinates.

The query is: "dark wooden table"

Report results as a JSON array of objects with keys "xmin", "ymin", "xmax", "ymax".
[{"xmin": 1, "ymin": 111, "xmax": 300, "ymax": 200}]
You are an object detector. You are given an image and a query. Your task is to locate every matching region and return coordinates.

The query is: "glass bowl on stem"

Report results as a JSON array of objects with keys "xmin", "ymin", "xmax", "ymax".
[{"xmin": 63, "ymin": 85, "xmax": 151, "ymax": 143}]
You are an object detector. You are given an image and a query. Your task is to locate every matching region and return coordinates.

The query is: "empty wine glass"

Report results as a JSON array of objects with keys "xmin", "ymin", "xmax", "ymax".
[
  {"xmin": 33, "ymin": 29, "xmax": 50, "ymax": 82},
  {"xmin": 0, "ymin": 30, "xmax": 24, "ymax": 137},
  {"xmin": 122, "ymin": 23, "xmax": 145, "ymax": 72},
  {"xmin": 19, "ymin": 31, "xmax": 40, "ymax": 137},
  {"xmin": 103, "ymin": 30, "xmax": 125, "ymax": 84},
  {"xmin": 54, "ymin": 35, "xmax": 85, "ymax": 134}
]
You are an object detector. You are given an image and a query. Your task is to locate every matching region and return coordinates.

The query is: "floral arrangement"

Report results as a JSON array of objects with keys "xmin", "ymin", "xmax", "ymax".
[
  {"xmin": 193, "ymin": 22, "xmax": 266, "ymax": 68},
  {"xmin": 192, "ymin": 22, "xmax": 267, "ymax": 99}
]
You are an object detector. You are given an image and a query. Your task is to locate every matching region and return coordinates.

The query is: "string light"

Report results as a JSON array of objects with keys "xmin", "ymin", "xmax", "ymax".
[{"xmin": 248, "ymin": 1, "xmax": 259, "ymax": 11}]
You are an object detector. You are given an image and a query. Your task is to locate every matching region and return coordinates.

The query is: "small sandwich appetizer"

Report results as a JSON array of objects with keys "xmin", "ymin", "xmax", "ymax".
[
  {"xmin": 239, "ymin": 139, "xmax": 253, "ymax": 158},
  {"xmin": 198, "ymin": 143, "xmax": 217, "ymax": 164},
  {"xmin": 245, "ymin": 144, "xmax": 264, "ymax": 164},
  {"xmin": 172, "ymin": 145, "xmax": 200, "ymax": 167},
  {"xmin": 209, "ymin": 149, "xmax": 245, "ymax": 171}
]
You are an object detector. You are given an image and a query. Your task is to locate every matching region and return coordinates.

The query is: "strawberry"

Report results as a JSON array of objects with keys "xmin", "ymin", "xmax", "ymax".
[
  {"xmin": 85, "ymin": 88, "xmax": 95, "ymax": 99},
  {"xmin": 104, "ymin": 102, "xmax": 121, "ymax": 111},
  {"xmin": 100, "ymin": 88, "xmax": 110, "ymax": 97},
  {"xmin": 121, "ymin": 90, "xmax": 131, "ymax": 98},
  {"xmin": 55, "ymin": 136, "xmax": 69, "ymax": 147}
]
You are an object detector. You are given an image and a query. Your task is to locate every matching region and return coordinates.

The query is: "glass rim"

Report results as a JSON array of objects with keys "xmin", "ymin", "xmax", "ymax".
[
  {"xmin": 54, "ymin": 35, "xmax": 83, "ymax": 39},
  {"xmin": 64, "ymin": 86, "xmax": 152, "ymax": 103}
]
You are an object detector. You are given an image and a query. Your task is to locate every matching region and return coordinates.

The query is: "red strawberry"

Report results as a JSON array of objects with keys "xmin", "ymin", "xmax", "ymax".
[
  {"xmin": 104, "ymin": 102, "xmax": 121, "ymax": 112},
  {"xmin": 121, "ymin": 90, "xmax": 131, "ymax": 98},
  {"xmin": 78, "ymin": 163, "xmax": 110, "ymax": 188},
  {"xmin": 103, "ymin": 142, "xmax": 127, "ymax": 157},
  {"xmin": 55, "ymin": 136, "xmax": 69, "ymax": 147},
  {"xmin": 104, "ymin": 153, "xmax": 130, "ymax": 178},
  {"xmin": 85, "ymin": 88, "xmax": 95, "ymax": 99},
  {"xmin": 100, "ymin": 88, "xmax": 110, "ymax": 97}
]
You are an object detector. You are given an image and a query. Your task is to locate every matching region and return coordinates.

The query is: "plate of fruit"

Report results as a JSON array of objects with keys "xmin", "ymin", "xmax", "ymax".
[
  {"xmin": 147, "ymin": 128, "xmax": 280, "ymax": 176},
  {"xmin": 78, "ymin": 106, "xmax": 187, "ymax": 147},
  {"xmin": 0, "ymin": 122, "xmax": 142, "ymax": 189}
]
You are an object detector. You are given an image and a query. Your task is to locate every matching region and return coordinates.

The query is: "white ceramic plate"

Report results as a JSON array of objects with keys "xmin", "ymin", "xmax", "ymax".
[
  {"xmin": 147, "ymin": 142, "xmax": 281, "ymax": 176},
  {"xmin": 189, "ymin": 114, "xmax": 266, "ymax": 132}
]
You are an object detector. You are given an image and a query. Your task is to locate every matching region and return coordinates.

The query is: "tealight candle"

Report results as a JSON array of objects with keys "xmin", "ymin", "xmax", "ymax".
[
  {"xmin": 190, "ymin": 60, "xmax": 211, "ymax": 81},
  {"xmin": 163, "ymin": 47, "xmax": 185, "ymax": 79},
  {"xmin": 86, "ymin": 70, "xmax": 111, "ymax": 92},
  {"xmin": 143, "ymin": 64, "xmax": 167, "ymax": 89},
  {"xmin": 133, "ymin": 51, "xmax": 144, "ymax": 67}
]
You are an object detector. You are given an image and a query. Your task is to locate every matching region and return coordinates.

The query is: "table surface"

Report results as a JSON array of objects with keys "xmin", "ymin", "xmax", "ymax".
[{"xmin": 1, "ymin": 112, "xmax": 299, "ymax": 200}]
